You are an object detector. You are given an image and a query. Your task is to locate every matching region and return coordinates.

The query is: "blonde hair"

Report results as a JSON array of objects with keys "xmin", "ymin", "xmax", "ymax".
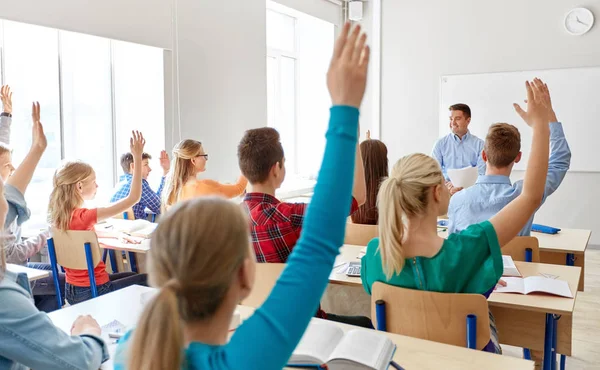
[
  {"xmin": 128, "ymin": 197, "xmax": 250, "ymax": 370},
  {"xmin": 0, "ymin": 143, "xmax": 10, "ymax": 157},
  {"xmin": 377, "ymin": 153, "xmax": 444, "ymax": 279},
  {"xmin": 48, "ymin": 161, "xmax": 94, "ymax": 231},
  {"xmin": 162, "ymin": 139, "xmax": 203, "ymax": 208}
]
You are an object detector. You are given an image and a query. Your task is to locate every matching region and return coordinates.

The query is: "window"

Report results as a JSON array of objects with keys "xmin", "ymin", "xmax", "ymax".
[
  {"xmin": 0, "ymin": 20, "xmax": 165, "ymax": 223},
  {"xmin": 266, "ymin": 1, "xmax": 335, "ymax": 179}
]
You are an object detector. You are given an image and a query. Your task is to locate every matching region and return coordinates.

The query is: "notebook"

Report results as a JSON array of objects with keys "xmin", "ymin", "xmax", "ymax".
[
  {"xmin": 502, "ymin": 255, "xmax": 521, "ymax": 277},
  {"xmin": 117, "ymin": 219, "xmax": 157, "ymax": 238},
  {"xmin": 494, "ymin": 276, "xmax": 573, "ymax": 298},
  {"xmin": 288, "ymin": 320, "xmax": 396, "ymax": 370}
]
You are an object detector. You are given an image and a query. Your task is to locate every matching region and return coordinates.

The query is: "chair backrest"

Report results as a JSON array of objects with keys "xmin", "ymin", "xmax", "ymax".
[
  {"xmin": 242, "ymin": 263, "xmax": 285, "ymax": 308},
  {"xmin": 371, "ymin": 282, "xmax": 491, "ymax": 350},
  {"xmin": 50, "ymin": 228, "xmax": 103, "ymax": 269},
  {"xmin": 501, "ymin": 236, "xmax": 540, "ymax": 262},
  {"xmin": 344, "ymin": 222, "xmax": 378, "ymax": 246},
  {"xmin": 113, "ymin": 208, "xmax": 135, "ymax": 220}
]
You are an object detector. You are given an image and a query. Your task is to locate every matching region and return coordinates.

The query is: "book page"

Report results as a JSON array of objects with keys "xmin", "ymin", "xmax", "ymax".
[
  {"xmin": 494, "ymin": 277, "xmax": 526, "ymax": 294},
  {"xmin": 523, "ymin": 276, "xmax": 573, "ymax": 298},
  {"xmin": 289, "ymin": 320, "xmax": 345, "ymax": 365},
  {"xmin": 447, "ymin": 166, "xmax": 478, "ymax": 188},
  {"xmin": 327, "ymin": 329, "xmax": 394, "ymax": 370},
  {"xmin": 502, "ymin": 255, "xmax": 521, "ymax": 277}
]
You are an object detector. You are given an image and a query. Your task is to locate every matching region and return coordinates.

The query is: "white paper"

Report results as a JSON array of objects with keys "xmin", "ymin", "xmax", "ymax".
[
  {"xmin": 447, "ymin": 166, "xmax": 478, "ymax": 188},
  {"xmin": 494, "ymin": 277, "xmax": 526, "ymax": 294},
  {"xmin": 495, "ymin": 276, "xmax": 573, "ymax": 298},
  {"xmin": 502, "ymin": 255, "xmax": 521, "ymax": 277},
  {"xmin": 289, "ymin": 320, "xmax": 345, "ymax": 364}
]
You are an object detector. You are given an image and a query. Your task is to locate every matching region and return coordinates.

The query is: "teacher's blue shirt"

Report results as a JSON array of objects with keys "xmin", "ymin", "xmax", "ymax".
[{"xmin": 432, "ymin": 131, "xmax": 486, "ymax": 181}]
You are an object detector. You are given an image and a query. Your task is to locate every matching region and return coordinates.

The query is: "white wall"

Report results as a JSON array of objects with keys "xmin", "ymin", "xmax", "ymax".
[
  {"xmin": 0, "ymin": 0, "xmax": 172, "ymax": 49},
  {"xmin": 381, "ymin": 0, "xmax": 600, "ymax": 244}
]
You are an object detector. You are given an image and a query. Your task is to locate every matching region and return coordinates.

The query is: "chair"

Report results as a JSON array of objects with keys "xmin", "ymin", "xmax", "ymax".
[
  {"xmin": 241, "ymin": 263, "xmax": 285, "ymax": 308},
  {"xmin": 344, "ymin": 222, "xmax": 378, "ymax": 246},
  {"xmin": 501, "ymin": 236, "xmax": 540, "ymax": 263},
  {"xmin": 47, "ymin": 228, "xmax": 103, "ymax": 308},
  {"xmin": 371, "ymin": 282, "xmax": 491, "ymax": 350},
  {"xmin": 109, "ymin": 208, "xmax": 138, "ymax": 273}
]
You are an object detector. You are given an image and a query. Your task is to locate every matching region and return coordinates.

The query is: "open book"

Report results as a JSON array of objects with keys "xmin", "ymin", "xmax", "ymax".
[
  {"xmin": 495, "ymin": 276, "xmax": 573, "ymax": 298},
  {"xmin": 117, "ymin": 219, "xmax": 157, "ymax": 238},
  {"xmin": 502, "ymin": 255, "xmax": 521, "ymax": 277},
  {"xmin": 288, "ymin": 320, "xmax": 396, "ymax": 370}
]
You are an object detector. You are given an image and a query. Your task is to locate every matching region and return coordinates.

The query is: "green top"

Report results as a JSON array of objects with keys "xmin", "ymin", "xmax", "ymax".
[{"xmin": 361, "ymin": 221, "xmax": 503, "ymax": 295}]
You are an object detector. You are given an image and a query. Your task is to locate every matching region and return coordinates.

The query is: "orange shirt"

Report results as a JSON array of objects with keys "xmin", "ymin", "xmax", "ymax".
[
  {"xmin": 179, "ymin": 175, "xmax": 248, "ymax": 202},
  {"xmin": 63, "ymin": 208, "xmax": 110, "ymax": 287}
]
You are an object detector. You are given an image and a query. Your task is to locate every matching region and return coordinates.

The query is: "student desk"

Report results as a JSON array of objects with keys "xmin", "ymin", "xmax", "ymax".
[
  {"xmin": 6, "ymin": 263, "xmax": 51, "ymax": 281},
  {"xmin": 437, "ymin": 228, "xmax": 590, "ymax": 291},
  {"xmin": 47, "ymin": 285, "xmax": 533, "ymax": 370},
  {"xmin": 95, "ymin": 219, "xmax": 151, "ymax": 274},
  {"xmin": 333, "ymin": 245, "xmax": 580, "ymax": 370}
]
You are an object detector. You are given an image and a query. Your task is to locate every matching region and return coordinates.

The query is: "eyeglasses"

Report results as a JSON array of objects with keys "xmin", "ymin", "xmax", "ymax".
[{"xmin": 197, "ymin": 154, "xmax": 209, "ymax": 159}]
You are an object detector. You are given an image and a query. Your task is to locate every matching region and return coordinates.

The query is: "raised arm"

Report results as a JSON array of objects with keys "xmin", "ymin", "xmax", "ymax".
[
  {"xmin": 490, "ymin": 79, "xmax": 551, "ymax": 246},
  {"xmin": 96, "ymin": 131, "xmax": 145, "ymax": 221},
  {"xmin": 199, "ymin": 175, "xmax": 248, "ymax": 199},
  {"xmin": 228, "ymin": 22, "xmax": 370, "ymax": 369},
  {"xmin": 6, "ymin": 102, "xmax": 46, "ymax": 195},
  {"xmin": 542, "ymin": 93, "xmax": 571, "ymax": 197},
  {"xmin": 0, "ymin": 85, "xmax": 12, "ymax": 144}
]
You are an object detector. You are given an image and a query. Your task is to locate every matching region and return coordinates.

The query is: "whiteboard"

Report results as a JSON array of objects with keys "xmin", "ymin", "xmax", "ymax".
[{"xmin": 440, "ymin": 67, "xmax": 600, "ymax": 172}]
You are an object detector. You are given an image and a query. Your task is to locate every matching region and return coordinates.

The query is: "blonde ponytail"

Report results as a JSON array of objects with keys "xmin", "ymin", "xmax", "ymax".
[
  {"xmin": 48, "ymin": 161, "xmax": 94, "ymax": 230},
  {"xmin": 162, "ymin": 139, "xmax": 204, "ymax": 209},
  {"xmin": 128, "ymin": 284, "xmax": 183, "ymax": 370},
  {"xmin": 377, "ymin": 153, "xmax": 444, "ymax": 279}
]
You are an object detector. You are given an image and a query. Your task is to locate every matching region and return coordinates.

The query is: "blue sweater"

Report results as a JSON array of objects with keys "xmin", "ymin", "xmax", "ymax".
[{"xmin": 114, "ymin": 106, "xmax": 359, "ymax": 370}]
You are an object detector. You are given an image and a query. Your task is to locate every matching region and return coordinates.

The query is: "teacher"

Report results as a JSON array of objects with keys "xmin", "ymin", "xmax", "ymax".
[{"xmin": 432, "ymin": 103, "xmax": 485, "ymax": 194}]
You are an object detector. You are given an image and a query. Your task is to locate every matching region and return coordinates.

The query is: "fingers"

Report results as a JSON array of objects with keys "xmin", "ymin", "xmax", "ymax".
[
  {"xmin": 341, "ymin": 24, "xmax": 361, "ymax": 62},
  {"xmin": 531, "ymin": 78, "xmax": 544, "ymax": 100},
  {"xmin": 359, "ymin": 45, "xmax": 370, "ymax": 72},
  {"xmin": 352, "ymin": 33, "xmax": 367, "ymax": 64},
  {"xmin": 332, "ymin": 22, "xmax": 351, "ymax": 60},
  {"xmin": 31, "ymin": 102, "xmax": 41, "ymax": 122},
  {"xmin": 513, "ymin": 103, "xmax": 527, "ymax": 120},
  {"xmin": 525, "ymin": 81, "xmax": 534, "ymax": 105}
]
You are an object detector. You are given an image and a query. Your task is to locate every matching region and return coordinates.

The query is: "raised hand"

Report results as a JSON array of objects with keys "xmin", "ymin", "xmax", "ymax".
[
  {"xmin": 159, "ymin": 150, "xmax": 170, "ymax": 175},
  {"xmin": 1, "ymin": 85, "xmax": 12, "ymax": 114},
  {"xmin": 31, "ymin": 102, "xmax": 47, "ymax": 151},
  {"xmin": 513, "ymin": 78, "xmax": 553, "ymax": 127},
  {"xmin": 70, "ymin": 315, "xmax": 101, "ymax": 336},
  {"xmin": 130, "ymin": 131, "xmax": 146, "ymax": 159},
  {"xmin": 366, "ymin": 130, "xmax": 371, "ymax": 140},
  {"xmin": 327, "ymin": 22, "xmax": 370, "ymax": 109}
]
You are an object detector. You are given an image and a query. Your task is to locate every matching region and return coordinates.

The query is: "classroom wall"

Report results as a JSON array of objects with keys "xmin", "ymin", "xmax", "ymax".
[{"xmin": 381, "ymin": 0, "xmax": 600, "ymax": 244}]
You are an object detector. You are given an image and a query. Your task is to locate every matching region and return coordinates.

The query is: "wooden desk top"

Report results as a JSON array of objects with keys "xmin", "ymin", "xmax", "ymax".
[
  {"xmin": 97, "ymin": 238, "xmax": 151, "ymax": 253},
  {"xmin": 48, "ymin": 285, "xmax": 531, "ymax": 370},
  {"xmin": 329, "ymin": 244, "xmax": 363, "ymax": 286},
  {"xmin": 531, "ymin": 228, "xmax": 591, "ymax": 254},
  {"xmin": 489, "ymin": 261, "xmax": 581, "ymax": 315},
  {"xmin": 7, "ymin": 263, "xmax": 51, "ymax": 281}
]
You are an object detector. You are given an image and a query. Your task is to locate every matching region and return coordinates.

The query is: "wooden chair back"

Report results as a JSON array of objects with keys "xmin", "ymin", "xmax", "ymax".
[
  {"xmin": 501, "ymin": 236, "xmax": 540, "ymax": 262},
  {"xmin": 242, "ymin": 263, "xmax": 286, "ymax": 308},
  {"xmin": 50, "ymin": 228, "xmax": 103, "ymax": 269},
  {"xmin": 371, "ymin": 282, "xmax": 491, "ymax": 350},
  {"xmin": 344, "ymin": 222, "xmax": 378, "ymax": 246}
]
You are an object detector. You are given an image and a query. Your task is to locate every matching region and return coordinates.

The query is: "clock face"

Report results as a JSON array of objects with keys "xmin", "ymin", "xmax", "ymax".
[{"xmin": 565, "ymin": 8, "xmax": 594, "ymax": 35}]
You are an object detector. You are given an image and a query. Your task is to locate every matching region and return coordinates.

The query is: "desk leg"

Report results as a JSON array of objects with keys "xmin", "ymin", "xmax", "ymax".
[
  {"xmin": 552, "ymin": 315, "xmax": 560, "ymax": 370},
  {"xmin": 523, "ymin": 348, "xmax": 532, "ymax": 360},
  {"xmin": 560, "ymin": 354, "xmax": 566, "ymax": 370},
  {"xmin": 128, "ymin": 252, "xmax": 138, "ymax": 273},
  {"xmin": 566, "ymin": 253, "xmax": 575, "ymax": 266},
  {"xmin": 109, "ymin": 250, "xmax": 118, "ymax": 273},
  {"xmin": 544, "ymin": 314, "xmax": 556, "ymax": 370}
]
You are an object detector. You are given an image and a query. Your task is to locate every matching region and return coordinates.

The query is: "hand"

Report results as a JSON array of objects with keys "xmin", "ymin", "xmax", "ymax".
[
  {"xmin": 31, "ymin": 102, "xmax": 47, "ymax": 151},
  {"xmin": 70, "ymin": 315, "xmax": 101, "ymax": 336},
  {"xmin": 513, "ymin": 78, "xmax": 553, "ymax": 127},
  {"xmin": 129, "ymin": 131, "xmax": 146, "ymax": 159},
  {"xmin": 327, "ymin": 22, "xmax": 370, "ymax": 109},
  {"xmin": 1, "ymin": 85, "xmax": 12, "ymax": 114},
  {"xmin": 494, "ymin": 279, "xmax": 507, "ymax": 290},
  {"xmin": 366, "ymin": 130, "xmax": 371, "ymax": 140},
  {"xmin": 449, "ymin": 186, "xmax": 463, "ymax": 195},
  {"xmin": 445, "ymin": 181, "xmax": 453, "ymax": 190},
  {"xmin": 159, "ymin": 150, "xmax": 170, "ymax": 175}
]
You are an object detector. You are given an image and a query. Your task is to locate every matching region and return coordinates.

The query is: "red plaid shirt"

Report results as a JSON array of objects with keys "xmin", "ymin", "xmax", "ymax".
[{"xmin": 243, "ymin": 192, "xmax": 359, "ymax": 263}]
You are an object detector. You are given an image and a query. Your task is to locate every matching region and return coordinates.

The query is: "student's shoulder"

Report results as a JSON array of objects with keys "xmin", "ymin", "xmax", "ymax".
[{"xmin": 446, "ymin": 221, "xmax": 496, "ymax": 245}]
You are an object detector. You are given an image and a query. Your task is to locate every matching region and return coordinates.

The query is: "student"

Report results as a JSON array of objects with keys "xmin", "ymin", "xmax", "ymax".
[
  {"xmin": 432, "ymin": 103, "xmax": 485, "ymax": 195},
  {"xmin": 162, "ymin": 139, "xmax": 247, "ymax": 209},
  {"xmin": 111, "ymin": 150, "xmax": 170, "ymax": 219},
  {"xmin": 351, "ymin": 130, "xmax": 388, "ymax": 225},
  {"xmin": 114, "ymin": 22, "xmax": 370, "ymax": 370},
  {"xmin": 48, "ymin": 131, "xmax": 148, "ymax": 305},
  {"xmin": 448, "ymin": 85, "xmax": 570, "ymax": 235},
  {"xmin": 361, "ymin": 79, "xmax": 552, "ymax": 354},
  {"xmin": 0, "ymin": 92, "xmax": 64, "ymax": 312},
  {"xmin": 0, "ymin": 174, "xmax": 109, "ymax": 369}
]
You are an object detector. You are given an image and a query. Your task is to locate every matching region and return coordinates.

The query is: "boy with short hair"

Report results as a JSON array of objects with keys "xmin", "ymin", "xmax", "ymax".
[
  {"xmin": 448, "ymin": 85, "xmax": 571, "ymax": 236},
  {"xmin": 110, "ymin": 150, "xmax": 170, "ymax": 219}
]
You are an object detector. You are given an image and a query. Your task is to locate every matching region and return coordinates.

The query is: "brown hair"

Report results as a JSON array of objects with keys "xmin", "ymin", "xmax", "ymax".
[
  {"xmin": 484, "ymin": 123, "xmax": 521, "ymax": 168},
  {"xmin": 377, "ymin": 154, "xmax": 444, "ymax": 279},
  {"xmin": 449, "ymin": 103, "xmax": 471, "ymax": 119},
  {"xmin": 351, "ymin": 139, "xmax": 388, "ymax": 225},
  {"xmin": 120, "ymin": 152, "xmax": 152, "ymax": 174},
  {"xmin": 237, "ymin": 127, "xmax": 284, "ymax": 184},
  {"xmin": 127, "ymin": 197, "xmax": 250, "ymax": 370},
  {"xmin": 162, "ymin": 140, "xmax": 203, "ymax": 208},
  {"xmin": 48, "ymin": 161, "xmax": 95, "ymax": 231}
]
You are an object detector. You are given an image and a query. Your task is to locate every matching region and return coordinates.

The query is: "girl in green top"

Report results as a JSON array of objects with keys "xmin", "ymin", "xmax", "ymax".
[{"xmin": 362, "ymin": 78, "xmax": 554, "ymax": 353}]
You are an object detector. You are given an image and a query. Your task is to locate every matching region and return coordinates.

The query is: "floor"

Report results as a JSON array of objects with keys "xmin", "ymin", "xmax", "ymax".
[{"xmin": 502, "ymin": 247, "xmax": 600, "ymax": 369}]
